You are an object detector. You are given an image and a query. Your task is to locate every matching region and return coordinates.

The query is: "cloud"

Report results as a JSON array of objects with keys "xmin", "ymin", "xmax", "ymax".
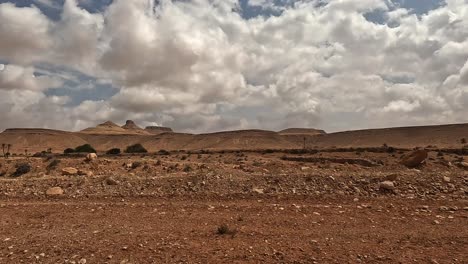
[
  {"xmin": 0, "ymin": 0, "xmax": 468, "ymax": 133},
  {"xmin": 0, "ymin": 3, "xmax": 51, "ymax": 64},
  {"xmin": 0, "ymin": 64, "xmax": 62, "ymax": 91}
]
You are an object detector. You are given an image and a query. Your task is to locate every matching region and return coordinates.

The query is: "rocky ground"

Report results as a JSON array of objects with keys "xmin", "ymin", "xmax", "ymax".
[{"xmin": 0, "ymin": 149, "xmax": 467, "ymax": 263}]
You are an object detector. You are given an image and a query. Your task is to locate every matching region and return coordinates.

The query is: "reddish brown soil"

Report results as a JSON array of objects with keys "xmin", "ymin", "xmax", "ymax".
[
  {"xmin": 0, "ymin": 149, "xmax": 467, "ymax": 263},
  {"xmin": 0, "ymin": 197, "xmax": 467, "ymax": 263}
]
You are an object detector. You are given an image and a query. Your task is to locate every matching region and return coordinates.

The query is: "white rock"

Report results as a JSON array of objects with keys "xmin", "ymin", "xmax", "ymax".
[
  {"xmin": 252, "ymin": 188, "xmax": 264, "ymax": 194},
  {"xmin": 85, "ymin": 153, "xmax": 97, "ymax": 161}
]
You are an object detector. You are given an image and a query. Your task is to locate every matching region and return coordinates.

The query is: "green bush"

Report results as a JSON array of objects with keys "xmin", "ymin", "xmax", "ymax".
[
  {"xmin": 12, "ymin": 163, "xmax": 31, "ymax": 177},
  {"xmin": 74, "ymin": 144, "xmax": 96, "ymax": 153},
  {"xmin": 106, "ymin": 148, "xmax": 121, "ymax": 155},
  {"xmin": 63, "ymin": 148, "xmax": 75, "ymax": 154},
  {"xmin": 125, "ymin": 144, "xmax": 148, "ymax": 153},
  {"xmin": 158, "ymin": 149, "xmax": 170, "ymax": 155}
]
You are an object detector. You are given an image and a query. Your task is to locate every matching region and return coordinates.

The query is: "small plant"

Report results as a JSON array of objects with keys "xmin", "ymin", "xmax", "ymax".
[
  {"xmin": 46, "ymin": 159, "xmax": 61, "ymax": 171},
  {"xmin": 216, "ymin": 224, "xmax": 237, "ymax": 237},
  {"xmin": 181, "ymin": 155, "xmax": 187, "ymax": 161},
  {"xmin": 74, "ymin": 144, "xmax": 96, "ymax": 153},
  {"xmin": 106, "ymin": 148, "xmax": 121, "ymax": 155},
  {"xmin": 12, "ymin": 163, "xmax": 31, "ymax": 177},
  {"xmin": 64, "ymin": 148, "xmax": 75, "ymax": 154},
  {"xmin": 131, "ymin": 161, "xmax": 142, "ymax": 169},
  {"xmin": 125, "ymin": 144, "xmax": 148, "ymax": 153},
  {"xmin": 183, "ymin": 164, "xmax": 192, "ymax": 172},
  {"xmin": 461, "ymin": 138, "xmax": 467, "ymax": 144},
  {"xmin": 158, "ymin": 149, "xmax": 170, "ymax": 155}
]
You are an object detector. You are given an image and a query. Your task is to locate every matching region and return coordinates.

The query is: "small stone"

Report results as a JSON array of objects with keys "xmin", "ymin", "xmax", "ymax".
[
  {"xmin": 443, "ymin": 176, "xmax": 451, "ymax": 183},
  {"xmin": 433, "ymin": 220, "xmax": 440, "ymax": 225},
  {"xmin": 252, "ymin": 188, "xmax": 264, "ymax": 194},
  {"xmin": 78, "ymin": 258, "xmax": 87, "ymax": 264},
  {"xmin": 46, "ymin": 187, "xmax": 64, "ymax": 196},
  {"xmin": 105, "ymin": 177, "xmax": 118, "ymax": 186},
  {"xmin": 62, "ymin": 167, "xmax": 78, "ymax": 176},
  {"xmin": 379, "ymin": 181, "xmax": 395, "ymax": 191},
  {"xmin": 85, "ymin": 153, "xmax": 97, "ymax": 161},
  {"xmin": 301, "ymin": 166, "xmax": 310, "ymax": 171},
  {"xmin": 439, "ymin": 206, "xmax": 449, "ymax": 211},
  {"xmin": 384, "ymin": 174, "xmax": 398, "ymax": 181}
]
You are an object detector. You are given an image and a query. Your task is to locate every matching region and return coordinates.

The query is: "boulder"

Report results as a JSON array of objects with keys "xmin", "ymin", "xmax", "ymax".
[
  {"xmin": 62, "ymin": 167, "xmax": 78, "ymax": 176},
  {"xmin": 46, "ymin": 187, "xmax": 64, "ymax": 196},
  {"xmin": 401, "ymin": 150, "xmax": 428, "ymax": 168},
  {"xmin": 85, "ymin": 153, "xmax": 98, "ymax": 161}
]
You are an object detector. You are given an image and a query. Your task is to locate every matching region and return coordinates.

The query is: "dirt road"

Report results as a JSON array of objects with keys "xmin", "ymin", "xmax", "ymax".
[{"xmin": 1, "ymin": 196, "xmax": 467, "ymax": 263}]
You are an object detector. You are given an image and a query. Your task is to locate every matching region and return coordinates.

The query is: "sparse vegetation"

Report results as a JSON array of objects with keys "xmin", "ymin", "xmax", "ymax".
[
  {"xmin": 12, "ymin": 163, "xmax": 31, "ymax": 177},
  {"xmin": 217, "ymin": 223, "xmax": 237, "ymax": 237},
  {"xmin": 46, "ymin": 159, "xmax": 61, "ymax": 171},
  {"xmin": 131, "ymin": 161, "xmax": 142, "ymax": 169},
  {"xmin": 461, "ymin": 138, "xmax": 467, "ymax": 144},
  {"xmin": 75, "ymin": 144, "xmax": 97, "ymax": 153},
  {"xmin": 106, "ymin": 148, "xmax": 121, "ymax": 155},
  {"xmin": 158, "ymin": 149, "xmax": 170, "ymax": 155},
  {"xmin": 125, "ymin": 144, "xmax": 148, "ymax": 153},
  {"xmin": 64, "ymin": 148, "xmax": 75, "ymax": 154},
  {"xmin": 183, "ymin": 164, "xmax": 192, "ymax": 172}
]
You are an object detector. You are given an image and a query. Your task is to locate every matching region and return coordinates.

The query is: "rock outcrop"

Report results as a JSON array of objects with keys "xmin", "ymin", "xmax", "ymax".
[
  {"xmin": 122, "ymin": 120, "xmax": 142, "ymax": 130},
  {"xmin": 144, "ymin": 126, "xmax": 173, "ymax": 134}
]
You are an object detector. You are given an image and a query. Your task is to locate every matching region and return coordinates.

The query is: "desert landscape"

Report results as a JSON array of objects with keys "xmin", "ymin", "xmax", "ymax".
[{"xmin": 0, "ymin": 121, "xmax": 467, "ymax": 263}]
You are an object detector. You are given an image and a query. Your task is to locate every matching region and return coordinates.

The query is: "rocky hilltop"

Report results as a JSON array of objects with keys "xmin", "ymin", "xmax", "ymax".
[
  {"xmin": 144, "ymin": 126, "xmax": 173, "ymax": 134},
  {"xmin": 81, "ymin": 120, "xmax": 150, "ymax": 135}
]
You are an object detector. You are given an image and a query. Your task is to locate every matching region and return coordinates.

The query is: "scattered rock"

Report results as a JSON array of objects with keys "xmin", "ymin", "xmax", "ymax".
[
  {"xmin": 105, "ymin": 177, "xmax": 118, "ymax": 186},
  {"xmin": 401, "ymin": 150, "xmax": 428, "ymax": 168},
  {"xmin": 379, "ymin": 181, "xmax": 395, "ymax": 191},
  {"xmin": 252, "ymin": 188, "xmax": 264, "ymax": 194},
  {"xmin": 62, "ymin": 167, "xmax": 78, "ymax": 176},
  {"xmin": 85, "ymin": 153, "xmax": 98, "ymax": 161},
  {"xmin": 77, "ymin": 169, "xmax": 93, "ymax": 177},
  {"xmin": 443, "ymin": 176, "xmax": 451, "ymax": 183},
  {"xmin": 383, "ymin": 174, "xmax": 398, "ymax": 181},
  {"xmin": 457, "ymin": 162, "xmax": 468, "ymax": 169},
  {"xmin": 46, "ymin": 187, "xmax": 64, "ymax": 196}
]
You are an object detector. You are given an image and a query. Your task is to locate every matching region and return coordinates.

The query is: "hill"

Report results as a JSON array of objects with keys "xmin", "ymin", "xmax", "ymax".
[{"xmin": 1, "ymin": 122, "xmax": 467, "ymax": 154}]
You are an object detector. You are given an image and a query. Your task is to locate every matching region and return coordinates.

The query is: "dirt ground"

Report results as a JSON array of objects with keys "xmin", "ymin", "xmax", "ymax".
[{"xmin": 0, "ymin": 149, "xmax": 467, "ymax": 263}]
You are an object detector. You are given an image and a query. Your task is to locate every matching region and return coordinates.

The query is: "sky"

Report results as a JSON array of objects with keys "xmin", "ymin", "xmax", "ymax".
[{"xmin": 0, "ymin": 0, "xmax": 467, "ymax": 133}]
